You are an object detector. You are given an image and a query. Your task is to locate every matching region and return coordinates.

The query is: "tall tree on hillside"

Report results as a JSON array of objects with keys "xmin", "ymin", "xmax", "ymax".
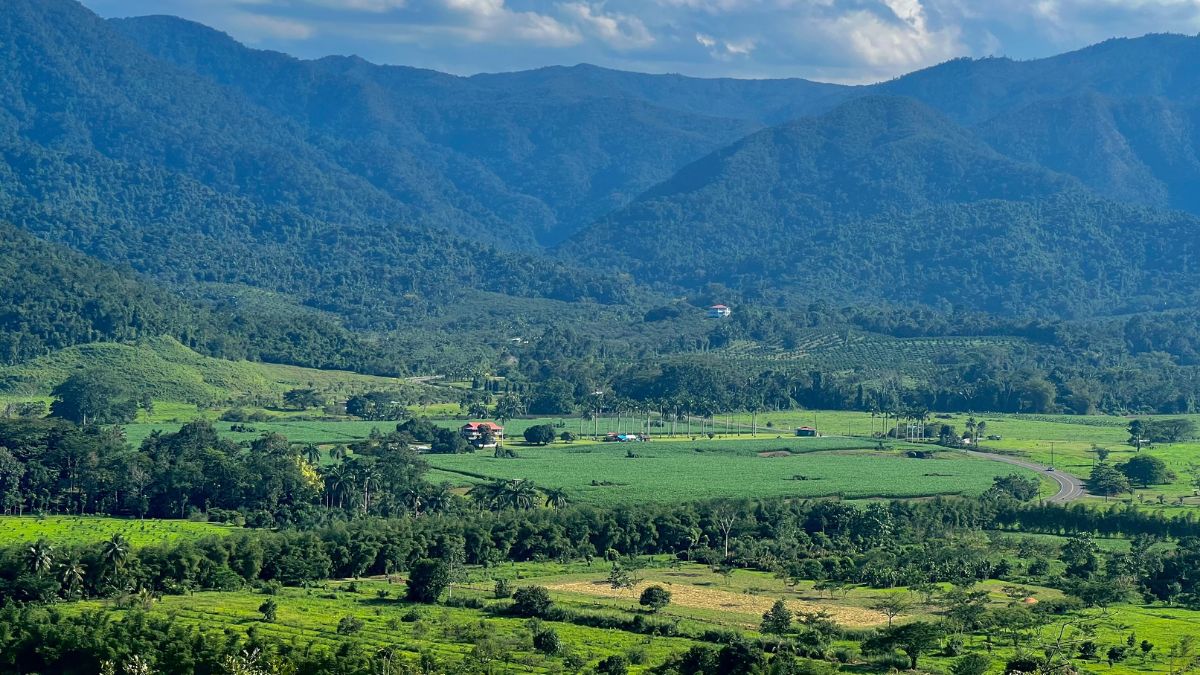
[{"xmin": 50, "ymin": 371, "xmax": 138, "ymax": 425}]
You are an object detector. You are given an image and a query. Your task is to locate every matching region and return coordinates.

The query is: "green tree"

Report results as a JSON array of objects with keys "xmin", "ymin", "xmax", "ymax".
[
  {"xmin": 761, "ymin": 598, "xmax": 792, "ymax": 635},
  {"xmin": 523, "ymin": 424, "xmax": 556, "ymax": 446},
  {"xmin": 511, "ymin": 585, "xmax": 553, "ymax": 617},
  {"xmin": 951, "ymin": 653, "xmax": 992, "ymax": 675},
  {"xmin": 543, "ymin": 487, "xmax": 570, "ymax": 511},
  {"xmin": 50, "ymin": 371, "xmax": 138, "ymax": 425},
  {"xmin": 870, "ymin": 594, "xmax": 911, "ymax": 627},
  {"xmin": 24, "ymin": 539, "xmax": 53, "ymax": 576},
  {"xmin": 864, "ymin": 621, "xmax": 943, "ymax": 670},
  {"xmin": 282, "ymin": 389, "xmax": 323, "ymax": 410},
  {"xmin": 258, "ymin": 598, "xmax": 278, "ymax": 622},
  {"xmin": 405, "ymin": 559, "xmax": 449, "ymax": 603},
  {"xmin": 639, "ymin": 585, "xmax": 672, "ymax": 613},
  {"xmin": 1119, "ymin": 455, "xmax": 1177, "ymax": 487},
  {"xmin": 1087, "ymin": 463, "xmax": 1131, "ymax": 501}
]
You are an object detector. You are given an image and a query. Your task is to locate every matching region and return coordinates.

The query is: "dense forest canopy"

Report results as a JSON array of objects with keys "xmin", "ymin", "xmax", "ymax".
[{"xmin": 1, "ymin": 0, "xmax": 1200, "ymax": 415}]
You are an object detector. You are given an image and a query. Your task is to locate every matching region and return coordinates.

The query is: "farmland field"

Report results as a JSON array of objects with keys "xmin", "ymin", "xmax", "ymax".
[
  {"xmin": 0, "ymin": 516, "xmax": 233, "ymax": 547},
  {"xmin": 421, "ymin": 439, "xmax": 1039, "ymax": 506},
  {"xmin": 71, "ymin": 557, "xmax": 1200, "ymax": 675}
]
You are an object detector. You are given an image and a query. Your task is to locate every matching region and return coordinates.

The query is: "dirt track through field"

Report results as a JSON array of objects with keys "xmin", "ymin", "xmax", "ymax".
[{"xmin": 547, "ymin": 580, "xmax": 891, "ymax": 628}]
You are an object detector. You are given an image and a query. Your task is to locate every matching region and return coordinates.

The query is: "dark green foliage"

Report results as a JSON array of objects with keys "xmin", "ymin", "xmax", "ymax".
[
  {"xmin": 639, "ymin": 585, "xmax": 671, "ymax": 613},
  {"xmin": 511, "ymin": 585, "xmax": 553, "ymax": 618},
  {"xmin": 1088, "ymin": 463, "xmax": 1131, "ymax": 500},
  {"xmin": 761, "ymin": 598, "xmax": 792, "ymax": 634},
  {"xmin": 1132, "ymin": 418, "xmax": 1197, "ymax": 444},
  {"xmin": 258, "ymin": 598, "xmax": 278, "ymax": 622},
  {"xmin": 49, "ymin": 371, "xmax": 138, "ymax": 425},
  {"xmin": 405, "ymin": 560, "xmax": 449, "ymax": 603},
  {"xmin": 531, "ymin": 624, "xmax": 562, "ymax": 655},
  {"xmin": 523, "ymin": 424, "xmax": 557, "ymax": 446},
  {"xmin": 1119, "ymin": 455, "xmax": 1177, "ymax": 487},
  {"xmin": 986, "ymin": 473, "xmax": 1041, "ymax": 501},
  {"xmin": 596, "ymin": 654, "xmax": 629, "ymax": 675},
  {"xmin": 335, "ymin": 615, "xmax": 364, "ymax": 635},
  {"xmin": 950, "ymin": 653, "xmax": 991, "ymax": 675},
  {"xmin": 862, "ymin": 621, "xmax": 943, "ymax": 670},
  {"xmin": 570, "ymin": 97, "xmax": 1200, "ymax": 319}
]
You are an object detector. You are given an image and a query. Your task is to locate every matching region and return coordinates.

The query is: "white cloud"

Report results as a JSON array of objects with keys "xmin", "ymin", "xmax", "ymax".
[
  {"xmin": 226, "ymin": 12, "xmax": 316, "ymax": 40},
  {"xmin": 821, "ymin": 0, "xmax": 961, "ymax": 75},
  {"xmin": 696, "ymin": 30, "xmax": 755, "ymax": 59},
  {"xmin": 442, "ymin": 0, "xmax": 582, "ymax": 45},
  {"xmin": 559, "ymin": 2, "xmax": 655, "ymax": 49},
  {"xmin": 291, "ymin": 0, "xmax": 409, "ymax": 11},
  {"xmin": 80, "ymin": 0, "xmax": 1200, "ymax": 81}
]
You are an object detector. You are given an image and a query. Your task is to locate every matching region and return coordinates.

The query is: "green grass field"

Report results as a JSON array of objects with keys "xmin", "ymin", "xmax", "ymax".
[
  {"xmin": 0, "ymin": 516, "xmax": 233, "ymax": 547},
  {"xmin": 0, "ymin": 336, "xmax": 412, "ymax": 407},
  {"xmin": 422, "ymin": 439, "xmax": 1038, "ymax": 506},
  {"xmin": 71, "ymin": 557, "xmax": 1200, "ymax": 675}
]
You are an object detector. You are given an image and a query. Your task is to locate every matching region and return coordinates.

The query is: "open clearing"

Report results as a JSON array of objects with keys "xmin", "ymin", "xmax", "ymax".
[
  {"xmin": 0, "ymin": 516, "xmax": 232, "ymax": 547},
  {"xmin": 423, "ymin": 442, "xmax": 1038, "ymax": 506},
  {"xmin": 547, "ymin": 579, "xmax": 890, "ymax": 628}
]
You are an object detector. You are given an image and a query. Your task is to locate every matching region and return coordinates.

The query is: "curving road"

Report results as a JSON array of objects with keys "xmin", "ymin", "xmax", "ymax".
[{"xmin": 965, "ymin": 450, "xmax": 1088, "ymax": 503}]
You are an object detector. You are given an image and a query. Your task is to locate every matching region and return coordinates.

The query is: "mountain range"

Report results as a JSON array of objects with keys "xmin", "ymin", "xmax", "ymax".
[{"xmin": 4, "ymin": 0, "xmax": 1200, "ymax": 372}]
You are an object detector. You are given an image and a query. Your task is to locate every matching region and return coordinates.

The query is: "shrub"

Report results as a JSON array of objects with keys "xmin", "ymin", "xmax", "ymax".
[
  {"xmin": 639, "ymin": 585, "xmax": 672, "ymax": 613},
  {"xmin": 258, "ymin": 599, "xmax": 277, "ymax": 622},
  {"xmin": 336, "ymin": 615, "xmax": 364, "ymax": 635},
  {"xmin": 950, "ymin": 653, "xmax": 991, "ymax": 675},
  {"xmin": 596, "ymin": 655, "xmax": 629, "ymax": 675},
  {"xmin": 493, "ymin": 577, "xmax": 512, "ymax": 599},
  {"xmin": 532, "ymin": 626, "xmax": 561, "ymax": 655},
  {"xmin": 511, "ymin": 585, "xmax": 553, "ymax": 617}
]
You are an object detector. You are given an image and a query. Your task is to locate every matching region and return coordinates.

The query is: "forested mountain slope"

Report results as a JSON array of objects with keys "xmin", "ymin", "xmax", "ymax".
[
  {"xmin": 0, "ymin": 0, "xmax": 636, "ymax": 332},
  {"xmin": 878, "ymin": 36, "xmax": 1200, "ymax": 215},
  {"xmin": 567, "ymin": 97, "xmax": 1200, "ymax": 317},
  {"xmin": 110, "ymin": 15, "xmax": 794, "ymax": 244}
]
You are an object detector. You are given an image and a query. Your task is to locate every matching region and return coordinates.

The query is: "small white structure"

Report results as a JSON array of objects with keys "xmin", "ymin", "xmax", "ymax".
[{"xmin": 708, "ymin": 304, "xmax": 732, "ymax": 318}]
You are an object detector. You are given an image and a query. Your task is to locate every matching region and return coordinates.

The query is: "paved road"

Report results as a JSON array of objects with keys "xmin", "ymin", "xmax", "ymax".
[{"xmin": 965, "ymin": 450, "xmax": 1088, "ymax": 503}]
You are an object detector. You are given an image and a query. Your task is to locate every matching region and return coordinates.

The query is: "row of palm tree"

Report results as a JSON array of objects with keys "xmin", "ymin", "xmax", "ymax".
[
  {"xmin": 466, "ymin": 479, "xmax": 569, "ymax": 512},
  {"xmin": 23, "ymin": 533, "xmax": 130, "ymax": 597}
]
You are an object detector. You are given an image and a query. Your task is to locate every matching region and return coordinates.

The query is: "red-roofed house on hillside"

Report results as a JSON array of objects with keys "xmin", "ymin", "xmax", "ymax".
[
  {"xmin": 461, "ymin": 421, "xmax": 505, "ymax": 448},
  {"xmin": 708, "ymin": 304, "xmax": 732, "ymax": 318}
]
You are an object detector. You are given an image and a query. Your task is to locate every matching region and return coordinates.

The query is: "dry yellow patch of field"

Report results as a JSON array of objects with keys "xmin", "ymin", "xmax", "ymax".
[{"xmin": 547, "ymin": 579, "xmax": 890, "ymax": 628}]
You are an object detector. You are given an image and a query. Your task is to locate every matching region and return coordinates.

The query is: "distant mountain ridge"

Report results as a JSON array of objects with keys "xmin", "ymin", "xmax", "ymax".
[
  {"xmin": 0, "ymin": 0, "xmax": 637, "ymax": 336},
  {"xmin": 4, "ymin": 0, "xmax": 1200, "ymax": 337},
  {"xmin": 567, "ymin": 96, "xmax": 1200, "ymax": 317}
]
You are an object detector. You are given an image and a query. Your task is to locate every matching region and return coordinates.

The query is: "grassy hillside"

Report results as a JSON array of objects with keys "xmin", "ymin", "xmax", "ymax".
[{"xmin": 0, "ymin": 336, "xmax": 405, "ymax": 404}]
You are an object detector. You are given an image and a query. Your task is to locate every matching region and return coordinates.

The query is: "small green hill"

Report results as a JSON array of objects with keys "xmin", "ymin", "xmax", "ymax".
[{"xmin": 0, "ymin": 336, "xmax": 404, "ymax": 405}]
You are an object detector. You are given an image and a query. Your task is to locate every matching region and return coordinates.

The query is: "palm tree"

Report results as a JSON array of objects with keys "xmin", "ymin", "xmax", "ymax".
[
  {"xmin": 543, "ymin": 487, "xmax": 570, "ymax": 511},
  {"xmin": 303, "ymin": 444, "xmax": 321, "ymax": 465},
  {"xmin": 976, "ymin": 421, "xmax": 988, "ymax": 448},
  {"xmin": 325, "ymin": 464, "xmax": 353, "ymax": 510},
  {"xmin": 60, "ymin": 559, "xmax": 86, "ymax": 598},
  {"xmin": 25, "ymin": 539, "xmax": 53, "ymax": 575},
  {"xmin": 328, "ymin": 445, "xmax": 348, "ymax": 463},
  {"xmin": 467, "ymin": 481, "xmax": 504, "ymax": 511},
  {"xmin": 101, "ymin": 534, "xmax": 129, "ymax": 579},
  {"xmin": 424, "ymin": 484, "xmax": 453, "ymax": 514},
  {"xmin": 503, "ymin": 479, "xmax": 539, "ymax": 510}
]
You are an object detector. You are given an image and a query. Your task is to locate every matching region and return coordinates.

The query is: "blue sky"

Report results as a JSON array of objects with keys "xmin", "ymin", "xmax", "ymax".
[{"xmin": 81, "ymin": 0, "xmax": 1200, "ymax": 83}]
